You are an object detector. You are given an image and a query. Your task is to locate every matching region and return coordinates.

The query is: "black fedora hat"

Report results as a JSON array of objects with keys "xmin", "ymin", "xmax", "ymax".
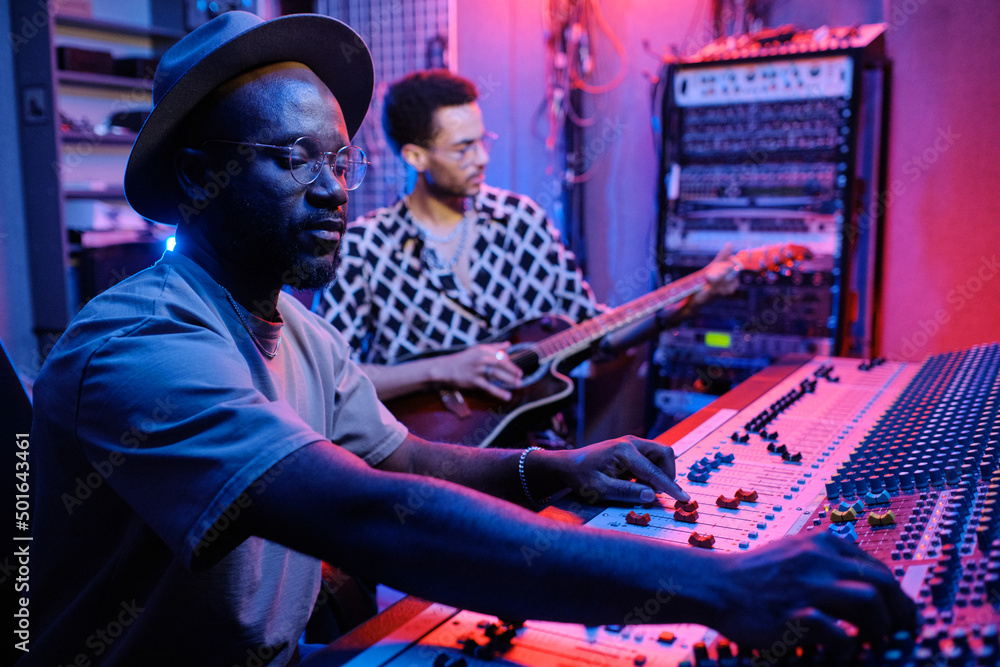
[{"xmin": 124, "ymin": 11, "xmax": 373, "ymax": 224}]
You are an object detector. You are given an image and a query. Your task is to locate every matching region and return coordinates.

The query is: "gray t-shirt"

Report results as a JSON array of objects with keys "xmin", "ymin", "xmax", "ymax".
[{"xmin": 25, "ymin": 249, "xmax": 407, "ymax": 666}]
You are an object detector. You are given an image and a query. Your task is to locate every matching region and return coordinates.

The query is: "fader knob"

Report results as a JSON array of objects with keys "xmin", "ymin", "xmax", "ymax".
[
  {"xmin": 977, "ymin": 525, "xmax": 995, "ymax": 552},
  {"xmin": 985, "ymin": 573, "xmax": 1000, "ymax": 601},
  {"xmin": 898, "ymin": 471, "xmax": 914, "ymax": 490},
  {"xmin": 884, "ymin": 471, "xmax": 900, "ymax": 491},
  {"xmin": 868, "ymin": 475, "xmax": 884, "ymax": 492},
  {"xmin": 882, "ymin": 649, "xmax": 905, "ymax": 667},
  {"xmin": 945, "ymin": 466, "xmax": 961, "ymax": 485},
  {"xmin": 854, "ymin": 476, "xmax": 870, "ymax": 494}
]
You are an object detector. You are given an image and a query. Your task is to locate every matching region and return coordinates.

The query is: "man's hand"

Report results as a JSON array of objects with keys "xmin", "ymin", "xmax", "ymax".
[
  {"xmin": 713, "ymin": 531, "xmax": 918, "ymax": 655},
  {"xmin": 692, "ymin": 242, "xmax": 740, "ymax": 306},
  {"xmin": 544, "ymin": 436, "xmax": 690, "ymax": 505},
  {"xmin": 437, "ymin": 343, "xmax": 523, "ymax": 401},
  {"xmin": 361, "ymin": 343, "xmax": 522, "ymax": 402}
]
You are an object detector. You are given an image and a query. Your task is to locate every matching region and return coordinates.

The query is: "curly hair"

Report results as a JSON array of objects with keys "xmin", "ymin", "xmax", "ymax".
[{"xmin": 382, "ymin": 69, "xmax": 478, "ymax": 156}]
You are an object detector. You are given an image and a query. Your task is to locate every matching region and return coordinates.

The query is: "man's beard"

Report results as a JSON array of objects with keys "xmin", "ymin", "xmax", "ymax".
[
  {"xmin": 224, "ymin": 192, "xmax": 344, "ymax": 291},
  {"xmin": 426, "ymin": 171, "xmax": 481, "ymax": 200}
]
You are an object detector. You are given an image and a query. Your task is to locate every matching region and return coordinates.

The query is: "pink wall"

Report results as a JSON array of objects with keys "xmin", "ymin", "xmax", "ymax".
[
  {"xmin": 878, "ymin": 0, "xmax": 1000, "ymax": 360},
  {"xmin": 456, "ymin": 0, "xmax": 1000, "ymax": 362}
]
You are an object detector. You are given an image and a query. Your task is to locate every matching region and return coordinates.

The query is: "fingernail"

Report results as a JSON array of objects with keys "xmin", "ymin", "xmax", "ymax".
[{"xmin": 639, "ymin": 489, "xmax": 655, "ymax": 503}]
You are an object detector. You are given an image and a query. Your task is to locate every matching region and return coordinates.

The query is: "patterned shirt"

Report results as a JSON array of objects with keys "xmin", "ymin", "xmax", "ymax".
[{"xmin": 317, "ymin": 184, "xmax": 601, "ymax": 364}]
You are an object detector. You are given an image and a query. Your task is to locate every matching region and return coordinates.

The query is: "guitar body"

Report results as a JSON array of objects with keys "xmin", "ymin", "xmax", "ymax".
[{"xmin": 385, "ymin": 315, "xmax": 580, "ymax": 448}]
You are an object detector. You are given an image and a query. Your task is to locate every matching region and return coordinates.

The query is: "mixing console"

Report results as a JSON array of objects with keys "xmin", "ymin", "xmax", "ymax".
[{"xmin": 320, "ymin": 345, "xmax": 1000, "ymax": 666}]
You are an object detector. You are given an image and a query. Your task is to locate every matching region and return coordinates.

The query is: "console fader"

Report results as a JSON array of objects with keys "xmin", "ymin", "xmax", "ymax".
[{"xmin": 322, "ymin": 344, "xmax": 1000, "ymax": 667}]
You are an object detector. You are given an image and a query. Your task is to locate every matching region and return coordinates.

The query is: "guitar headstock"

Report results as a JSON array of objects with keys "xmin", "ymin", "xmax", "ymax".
[{"xmin": 730, "ymin": 244, "xmax": 812, "ymax": 276}]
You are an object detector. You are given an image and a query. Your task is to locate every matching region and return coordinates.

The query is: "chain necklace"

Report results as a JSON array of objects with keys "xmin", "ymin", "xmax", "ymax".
[
  {"xmin": 415, "ymin": 215, "xmax": 467, "ymax": 244},
  {"xmin": 419, "ymin": 216, "xmax": 469, "ymax": 271},
  {"xmin": 220, "ymin": 285, "xmax": 281, "ymax": 359}
]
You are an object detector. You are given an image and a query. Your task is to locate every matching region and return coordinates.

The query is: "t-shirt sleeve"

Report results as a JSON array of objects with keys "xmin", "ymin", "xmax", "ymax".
[
  {"xmin": 75, "ymin": 318, "xmax": 327, "ymax": 569},
  {"xmin": 302, "ymin": 307, "xmax": 408, "ymax": 467}
]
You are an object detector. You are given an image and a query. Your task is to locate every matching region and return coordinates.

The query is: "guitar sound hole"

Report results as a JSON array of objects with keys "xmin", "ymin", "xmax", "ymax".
[{"xmin": 510, "ymin": 349, "xmax": 541, "ymax": 380}]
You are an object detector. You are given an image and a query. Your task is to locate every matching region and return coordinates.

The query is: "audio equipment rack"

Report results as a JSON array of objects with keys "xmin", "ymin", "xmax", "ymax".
[{"xmin": 651, "ymin": 24, "xmax": 890, "ymax": 427}]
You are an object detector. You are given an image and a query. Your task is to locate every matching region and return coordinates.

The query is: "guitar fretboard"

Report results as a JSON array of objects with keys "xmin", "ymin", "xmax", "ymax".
[
  {"xmin": 534, "ymin": 271, "xmax": 711, "ymax": 363},
  {"xmin": 504, "ymin": 244, "xmax": 803, "ymax": 371}
]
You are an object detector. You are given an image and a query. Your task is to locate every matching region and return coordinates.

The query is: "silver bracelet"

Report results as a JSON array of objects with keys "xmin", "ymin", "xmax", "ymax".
[{"xmin": 518, "ymin": 446, "xmax": 546, "ymax": 506}]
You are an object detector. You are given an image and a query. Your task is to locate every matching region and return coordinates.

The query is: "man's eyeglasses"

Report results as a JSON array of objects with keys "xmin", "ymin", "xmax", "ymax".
[
  {"xmin": 202, "ymin": 137, "xmax": 370, "ymax": 189},
  {"xmin": 428, "ymin": 132, "xmax": 497, "ymax": 165}
]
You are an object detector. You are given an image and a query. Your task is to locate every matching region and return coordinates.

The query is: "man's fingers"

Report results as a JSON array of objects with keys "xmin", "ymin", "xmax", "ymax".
[
  {"xmin": 476, "ymin": 377, "xmax": 512, "ymax": 401},
  {"xmin": 482, "ymin": 343, "xmax": 522, "ymax": 383},
  {"xmin": 811, "ymin": 580, "xmax": 893, "ymax": 645},
  {"xmin": 653, "ymin": 476, "xmax": 689, "ymax": 503},
  {"xmin": 627, "ymin": 437, "xmax": 677, "ymax": 478},
  {"xmin": 613, "ymin": 442, "xmax": 689, "ymax": 502},
  {"xmin": 598, "ymin": 478, "xmax": 659, "ymax": 505},
  {"xmin": 713, "ymin": 241, "xmax": 734, "ymax": 262},
  {"xmin": 820, "ymin": 536, "xmax": 918, "ymax": 633},
  {"xmin": 780, "ymin": 608, "xmax": 854, "ymax": 659}
]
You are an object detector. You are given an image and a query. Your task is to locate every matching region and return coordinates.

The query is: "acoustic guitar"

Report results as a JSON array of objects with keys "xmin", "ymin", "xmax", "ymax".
[{"xmin": 385, "ymin": 244, "xmax": 811, "ymax": 448}]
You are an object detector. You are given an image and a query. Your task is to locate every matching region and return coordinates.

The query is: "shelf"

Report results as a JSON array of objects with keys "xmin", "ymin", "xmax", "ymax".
[
  {"xmin": 54, "ymin": 14, "xmax": 187, "ymax": 40},
  {"xmin": 58, "ymin": 69, "xmax": 155, "ymax": 91},
  {"xmin": 71, "ymin": 229, "xmax": 161, "ymax": 249},
  {"xmin": 13, "ymin": 1, "xmax": 185, "ymax": 341},
  {"xmin": 61, "ymin": 130, "xmax": 137, "ymax": 146},
  {"xmin": 64, "ymin": 189, "xmax": 128, "ymax": 201}
]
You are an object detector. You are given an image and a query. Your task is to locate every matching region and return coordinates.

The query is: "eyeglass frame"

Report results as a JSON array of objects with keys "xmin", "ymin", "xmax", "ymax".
[
  {"xmin": 199, "ymin": 136, "xmax": 371, "ymax": 190},
  {"xmin": 425, "ymin": 131, "xmax": 497, "ymax": 165}
]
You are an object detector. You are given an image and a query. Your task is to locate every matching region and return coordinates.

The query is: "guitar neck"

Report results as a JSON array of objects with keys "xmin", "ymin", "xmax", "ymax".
[{"xmin": 534, "ymin": 269, "xmax": 711, "ymax": 362}]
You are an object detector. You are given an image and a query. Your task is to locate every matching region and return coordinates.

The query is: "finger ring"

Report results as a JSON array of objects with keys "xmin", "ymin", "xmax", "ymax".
[
  {"xmin": 484, "ymin": 365, "xmax": 493, "ymax": 380},
  {"xmin": 495, "ymin": 351, "xmax": 505, "ymax": 361}
]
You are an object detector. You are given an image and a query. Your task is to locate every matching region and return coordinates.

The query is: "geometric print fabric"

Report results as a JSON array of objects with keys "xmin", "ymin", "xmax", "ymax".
[{"xmin": 317, "ymin": 184, "xmax": 601, "ymax": 363}]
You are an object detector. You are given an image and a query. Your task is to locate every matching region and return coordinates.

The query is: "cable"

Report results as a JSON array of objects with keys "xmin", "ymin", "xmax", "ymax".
[{"xmin": 568, "ymin": 0, "xmax": 628, "ymax": 95}]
